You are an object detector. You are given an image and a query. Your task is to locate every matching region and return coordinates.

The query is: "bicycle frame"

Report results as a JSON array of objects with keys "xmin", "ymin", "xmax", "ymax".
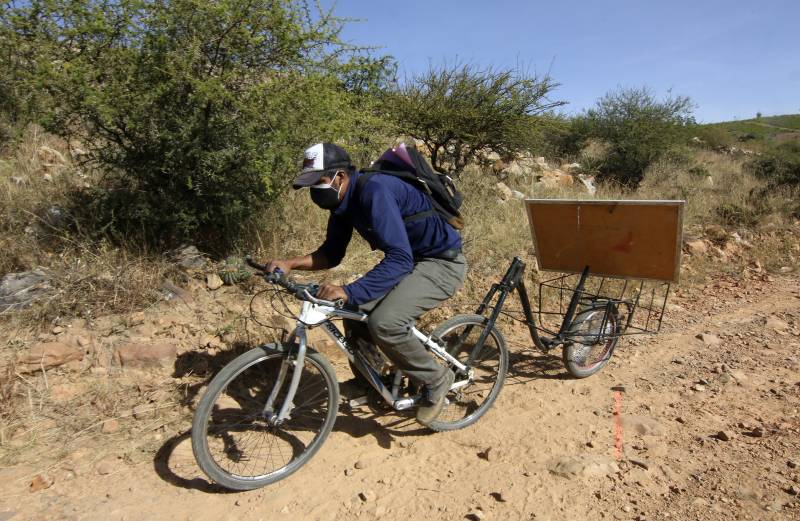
[
  {"xmin": 470, "ymin": 256, "xmax": 591, "ymax": 357},
  {"xmin": 263, "ymin": 300, "xmax": 471, "ymax": 424}
]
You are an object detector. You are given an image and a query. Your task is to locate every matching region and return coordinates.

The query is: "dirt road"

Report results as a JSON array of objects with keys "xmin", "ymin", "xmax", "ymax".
[{"xmin": 2, "ymin": 273, "xmax": 799, "ymax": 521}]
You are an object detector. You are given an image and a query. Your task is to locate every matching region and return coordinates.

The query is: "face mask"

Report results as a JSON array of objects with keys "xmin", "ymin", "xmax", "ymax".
[{"xmin": 310, "ymin": 172, "xmax": 343, "ymax": 210}]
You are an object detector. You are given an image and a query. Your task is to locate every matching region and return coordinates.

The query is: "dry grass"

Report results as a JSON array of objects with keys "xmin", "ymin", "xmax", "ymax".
[{"xmin": 0, "ymin": 126, "xmax": 176, "ymax": 327}]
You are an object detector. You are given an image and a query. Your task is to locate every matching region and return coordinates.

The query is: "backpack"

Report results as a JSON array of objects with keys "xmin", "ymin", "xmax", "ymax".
[{"xmin": 358, "ymin": 143, "xmax": 465, "ymax": 230}]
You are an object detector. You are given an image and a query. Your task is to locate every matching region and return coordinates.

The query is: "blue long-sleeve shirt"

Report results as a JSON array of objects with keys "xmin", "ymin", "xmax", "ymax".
[{"xmin": 317, "ymin": 171, "xmax": 462, "ymax": 305}]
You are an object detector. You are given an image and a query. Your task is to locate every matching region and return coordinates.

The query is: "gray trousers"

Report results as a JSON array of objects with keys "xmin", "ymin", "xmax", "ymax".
[{"xmin": 346, "ymin": 254, "xmax": 467, "ymax": 387}]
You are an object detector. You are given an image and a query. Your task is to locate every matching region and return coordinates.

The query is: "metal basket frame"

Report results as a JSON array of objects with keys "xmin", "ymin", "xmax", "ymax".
[{"xmin": 471, "ymin": 257, "xmax": 671, "ymax": 354}]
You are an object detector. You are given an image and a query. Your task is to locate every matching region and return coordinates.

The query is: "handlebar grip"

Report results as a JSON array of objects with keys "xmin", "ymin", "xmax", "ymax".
[
  {"xmin": 333, "ymin": 299, "xmax": 345, "ymax": 309},
  {"xmin": 245, "ymin": 256, "xmax": 268, "ymax": 272}
]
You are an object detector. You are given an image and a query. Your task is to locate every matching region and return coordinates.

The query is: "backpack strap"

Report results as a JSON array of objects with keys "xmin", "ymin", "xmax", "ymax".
[{"xmin": 355, "ymin": 172, "xmax": 438, "ymax": 224}]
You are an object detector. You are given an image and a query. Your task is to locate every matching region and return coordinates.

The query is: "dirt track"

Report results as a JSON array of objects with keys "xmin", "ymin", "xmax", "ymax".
[{"xmin": 1, "ymin": 273, "xmax": 799, "ymax": 521}]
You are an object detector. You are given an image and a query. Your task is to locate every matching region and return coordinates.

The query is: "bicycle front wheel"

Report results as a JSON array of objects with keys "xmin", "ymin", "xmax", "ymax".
[
  {"xmin": 191, "ymin": 343, "xmax": 339, "ymax": 490},
  {"xmin": 427, "ymin": 314, "xmax": 508, "ymax": 432}
]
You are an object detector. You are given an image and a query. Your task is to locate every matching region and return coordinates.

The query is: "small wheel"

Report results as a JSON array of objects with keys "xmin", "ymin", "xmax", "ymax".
[
  {"xmin": 562, "ymin": 302, "xmax": 620, "ymax": 378},
  {"xmin": 191, "ymin": 343, "xmax": 339, "ymax": 490},
  {"xmin": 426, "ymin": 314, "xmax": 508, "ymax": 432}
]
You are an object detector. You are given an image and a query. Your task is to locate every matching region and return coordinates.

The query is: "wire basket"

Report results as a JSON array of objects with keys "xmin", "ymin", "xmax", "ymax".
[{"xmin": 536, "ymin": 272, "xmax": 671, "ymax": 345}]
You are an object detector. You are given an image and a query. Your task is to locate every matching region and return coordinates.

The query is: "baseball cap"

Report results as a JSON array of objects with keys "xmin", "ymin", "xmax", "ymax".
[{"xmin": 292, "ymin": 143, "xmax": 352, "ymax": 189}]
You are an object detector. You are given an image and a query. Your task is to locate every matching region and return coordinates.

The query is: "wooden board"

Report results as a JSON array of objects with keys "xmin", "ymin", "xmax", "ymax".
[{"xmin": 525, "ymin": 199, "xmax": 685, "ymax": 282}]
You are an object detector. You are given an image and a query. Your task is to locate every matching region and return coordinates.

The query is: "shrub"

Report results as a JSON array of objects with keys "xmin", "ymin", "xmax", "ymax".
[
  {"xmin": 582, "ymin": 87, "xmax": 694, "ymax": 187},
  {"xmin": 746, "ymin": 142, "xmax": 800, "ymax": 187},
  {"xmin": 386, "ymin": 62, "xmax": 565, "ymax": 174},
  {"xmin": 1, "ymin": 0, "xmax": 392, "ymax": 250}
]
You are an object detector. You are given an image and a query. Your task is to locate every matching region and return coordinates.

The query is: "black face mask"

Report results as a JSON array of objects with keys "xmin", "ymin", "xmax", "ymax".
[{"xmin": 310, "ymin": 173, "xmax": 343, "ymax": 210}]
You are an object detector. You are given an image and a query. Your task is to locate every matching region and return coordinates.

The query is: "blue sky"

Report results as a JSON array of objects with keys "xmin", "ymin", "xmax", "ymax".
[{"xmin": 326, "ymin": 0, "xmax": 799, "ymax": 123}]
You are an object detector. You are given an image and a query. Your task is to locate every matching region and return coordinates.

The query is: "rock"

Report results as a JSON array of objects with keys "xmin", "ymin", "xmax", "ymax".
[
  {"xmin": 622, "ymin": 505, "xmax": 633, "ymax": 513},
  {"xmin": 0, "ymin": 270, "xmax": 53, "ymax": 312},
  {"xmin": 564, "ymin": 162, "xmax": 582, "ymax": 173},
  {"xmin": 52, "ymin": 326, "xmax": 64, "ymax": 335},
  {"xmin": 29, "ymin": 474, "xmax": 54, "ymax": 492},
  {"xmin": 206, "ymin": 273, "xmax": 224, "ymax": 291},
  {"xmin": 550, "ymin": 455, "xmax": 619, "ymax": 479},
  {"xmin": 354, "ymin": 460, "xmax": 367, "ymax": 470},
  {"xmin": 171, "ymin": 245, "xmax": 207, "ymax": 270},
  {"xmin": 18, "ymin": 342, "xmax": 84, "ymax": 373},
  {"xmin": 132, "ymin": 405, "xmax": 151, "ymax": 419},
  {"xmin": 578, "ymin": 175, "xmax": 596, "ymax": 195},
  {"xmin": 76, "ymin": 336, "xmax": 91, "ymax": 347},
  {"xmin": 50, "ymin": 383, "xmax": 81, "ymax": 403},
  {"xmin": 495, "ymin": 182, "xmax": 513, "ymax": 201},
  {"xmin": 629, "ymin": 458, "xmax": 650, "ymax": 470},
  {"xmin": 788, "ymin": 460, "xmax": 798, "ymax": 469},
  {"xmin": 745, "ymin": 427, "xmax": 764, "ymax": 438},
  {"xmin": 160, "ymin": 279, "xmax": 194, "ymax": 303},
  {"xmin": 95, "ymin": 457, "xmax": 117, "ymax": 475},
  {"xmin": 101, "ymin": 419, "xmax": 120, "ymax": 434},
  {"xmin": 466, "ymin": 509, "xmax": 485, "ymax": 521},
  {"xmin": 511, "ymin": 190, "xmax": 526, "ymax": 200},
  {"xmin": 477, "ymin": 448, "xmax": 492, "ymax": 461},
  {"xmin": 787, "ymin": 485, "xmax": 799, "ymax": 496},
  {"xmin": 713, "ymin": 430, "xmax": 732, "ymax": 441},
  {"xmin": 501, "ymin": 161, "xmax": 527, "ymax": 178},
  {"xmin": 691, "ymin": 384, "xmax": 706, "ymax": 392},
  {"xmin": 685, "ymin": 240, "xmax": 709, "ymax": 256},
  {"xmin": 696, "ymin": 333, "xmax": 721, "ymax": 346},
  {"xmin": 127, "ymin": 312, "xmax": 146, "ymax": 327},
  {"xmin": 765, "ymin": 316, "xmax": 789, "ymax": 331},
  {"xmin": 621, "ymin": 416, "xmax": 665, "ymax": 437},
  {"xmin": 344, "ymin": 468, "xmax": 354, "ymax": 477},
  {"xmin": 116, "ymin": 342, "xmax": 177, "ymax": 368},
  {"xmin": 358, "ymin": 490, "xmax": 377, "ymax": 502}
]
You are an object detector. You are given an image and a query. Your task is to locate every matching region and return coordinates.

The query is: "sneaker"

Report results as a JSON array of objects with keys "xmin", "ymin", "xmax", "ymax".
[{"xmin": 416, "ymin": 370, "xmax": 455, "ymax": 426}]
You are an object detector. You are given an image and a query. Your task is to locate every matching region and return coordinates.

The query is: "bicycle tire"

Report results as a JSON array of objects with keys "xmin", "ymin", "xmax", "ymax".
[
  {"xmin": 426, "ymin": 314, "xmax": 508, "ymax": 432},
  {"xmin": 191, "ymin": 343, "xmax": 339, "ymax": 490},
  {"xmin": 562, "ymin": 302, "xmax": 620, "ymax": 378}
]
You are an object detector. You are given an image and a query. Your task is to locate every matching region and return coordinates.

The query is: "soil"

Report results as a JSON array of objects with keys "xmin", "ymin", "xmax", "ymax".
[{"xmin": 1, "ymin": 272, "xmax": 799, "ymax": 521}]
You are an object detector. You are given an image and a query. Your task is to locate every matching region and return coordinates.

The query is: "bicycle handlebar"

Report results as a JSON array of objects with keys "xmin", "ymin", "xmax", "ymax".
[{"xmin": 245, "ymin": 256, "xmax": 345, "ymax": 309}]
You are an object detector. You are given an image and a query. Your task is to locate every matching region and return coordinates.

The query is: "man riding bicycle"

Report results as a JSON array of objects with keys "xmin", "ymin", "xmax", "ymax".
[{"xmin": 265, "ymin": 142, "xmax": 466, "ymax": 425}]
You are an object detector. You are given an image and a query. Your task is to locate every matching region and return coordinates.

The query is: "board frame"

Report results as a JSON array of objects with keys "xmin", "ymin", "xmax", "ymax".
[{"xmin": 524, "ymin": 199, "xmax": 685, "ymax": 283}]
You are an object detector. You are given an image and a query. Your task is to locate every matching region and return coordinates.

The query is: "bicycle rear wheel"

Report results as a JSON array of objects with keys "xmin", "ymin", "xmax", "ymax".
[
  {"xmin": 191, "ymin": 343, "xmax": 338, "ymax": 490},
  {"xmin": 562, "ymin": 302, "xmax": 620, "ymax": 378},
  {"xmin": 426, "ymin": 314, "xmax": 508, "ymax": 432}
]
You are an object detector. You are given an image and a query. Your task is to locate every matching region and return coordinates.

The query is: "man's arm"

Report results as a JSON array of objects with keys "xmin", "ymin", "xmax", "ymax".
[{"xmin": 266, "ymin": 214, "xmax": 353, "ymax": 273}]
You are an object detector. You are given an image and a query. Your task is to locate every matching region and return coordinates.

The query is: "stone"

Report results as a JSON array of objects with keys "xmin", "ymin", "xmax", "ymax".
[
  {"xmin": 477, "ymin": 447, "xmax": 492, "ymax": 461},
  {"xmin": 696, "ymin": 333, "xmax": 722, "ymax": 346},
  {"xmin": 354, "ymin": 460, "xmax": 367, "ymax": 470},
  {"xmin": 511, "ymin": 190, "xmax": 526, "ymax": 200},
  {"xmin": 788, "ymin": 460, "xmax": 798, "ymax": 469},
  {"xmin": 691, "ymin": 384, "xmax": 706, "ymax": 392},
  {"xmin": 18, "ymin": 342, "xmax": 84, "ymax": 373},
  {"xmin": 95, "ymin": 457, "xmax": 117, "ymax": 475},
  {"xmin": 132, "ymin": 405, "xmax": 151, "ymax": 419},
  {"xmin": 101, "ymin": 419, "xmax": 120, "ymax": 434},
  {"xmin": 685, "ymin": 240, "xmax": 709, "ymax": 256},
  {"xmin": 160, "ymin": 279, "xmax": 194, "ymax": 303},
  {"xmin": 713, "ymin": 430, "xmax": 732, "ymax": 442},
  {"xmin": 550, "ymin": 455, "xmax": 619, "ymax": 479},
  {"xmin": 128, "ymin": 312, "xmax": 146, "ymax": 327},
  {"xmin": 745, "ymin": 427, "xmax": 764, "ymax": 438},
  {"xmin": 344, "ymin": 468, "xmax": 354, "ymax": 477},
  {"xmin": 495, "ymin": 182, "xmax": 513, "ymax": 201},
  {"xmin": 629, "ymin": 458, "xmax": 650, "ymax": 470},
  {"xmin": 466, "ymin": 509, "xmax": 485, "ymax": 521},
  {"xmin": 621, "ymin": 416, "xmax": 665, "ymax": 437},
  {"xmin": 52, "ymin": 326, "xmax": 64, "ymax": 335},
  {"xmin": 358, "ymin": 490, "xmax": 377, "ymax": 502},
  {"xmin": 29, "ymin": 474, "xmax": 54, "ymax": 492},
  {"xmin": 787, "ymin": 485, "xmax": 799, "ymax": 496},
  {"xmin": 116, "ymin": 342, "xmax": 177, "ymax": 368},
  {"xmin": 766, "ymin": 316, "xmax": 789, "ymax": 331},
  {"xmin": 76, "ymin": 336, "xmax": 91, "ymax": 347},
  {"xmin": 206, "ymin": 273, "xmax": 224, "ymax": 291},
  {"xmin": 171, "ymin": 245, "xmax": 207, "ymax": 270},
  {"xmin": 0, "ymin": 270, "xmax": 53, "ymax": 312},
  {"xmin": 50, "ymin": 383, "xmax": 81, "ymax": 404}
]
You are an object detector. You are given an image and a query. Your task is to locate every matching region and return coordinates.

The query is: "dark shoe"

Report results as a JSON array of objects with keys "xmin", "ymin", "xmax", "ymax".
[{"xmin": 416, "ymin": 370, "xmax": 455, "ymax": 426}]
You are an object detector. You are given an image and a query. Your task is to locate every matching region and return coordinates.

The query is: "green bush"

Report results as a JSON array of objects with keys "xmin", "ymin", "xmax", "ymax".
[
  {"xmin": 386, "ymin": 62, "xmax": 565, "ymax": 174},
  {"xmin": 746, "ymin": 141, "xmax": 800, "ymax": 187},
  {"xmin": 581, "ymin": 87, "xmax": 694, "ymax": 187},
  {"xmin": 1, "ymin": 0, "xmax": 392, "ymax": 249}
]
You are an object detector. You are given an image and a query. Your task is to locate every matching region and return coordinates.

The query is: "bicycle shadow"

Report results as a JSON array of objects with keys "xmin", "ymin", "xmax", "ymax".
[{"xmin": 505, "ymin": 348, "xmax": 569, "ymax": 385}]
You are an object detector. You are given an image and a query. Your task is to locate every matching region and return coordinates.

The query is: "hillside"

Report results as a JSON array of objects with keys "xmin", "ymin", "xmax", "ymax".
[{"xmin": 699, "ymin": 113, "xmax": 800, "ymax": 148}]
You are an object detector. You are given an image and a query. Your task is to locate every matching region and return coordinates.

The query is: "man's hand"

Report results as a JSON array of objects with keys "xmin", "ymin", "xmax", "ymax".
[
  {"xmin": 265, "ymin": 259, "xmax": 294, "ymax": 275},
  {"xmin": 317, "ymin": 284, "xmax": 348, "ymax": 303}
]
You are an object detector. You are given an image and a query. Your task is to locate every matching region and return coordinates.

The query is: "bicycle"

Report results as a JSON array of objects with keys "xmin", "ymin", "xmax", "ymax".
[{"xmin": 191, "ymin": 258, "xmax": 508, "ymax": 490}]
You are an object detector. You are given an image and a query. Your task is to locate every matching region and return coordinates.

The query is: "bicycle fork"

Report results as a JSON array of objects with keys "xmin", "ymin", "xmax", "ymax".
[{"xmin": 261, "ymin": 328, "xmax": 308, "ymax": 426}]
